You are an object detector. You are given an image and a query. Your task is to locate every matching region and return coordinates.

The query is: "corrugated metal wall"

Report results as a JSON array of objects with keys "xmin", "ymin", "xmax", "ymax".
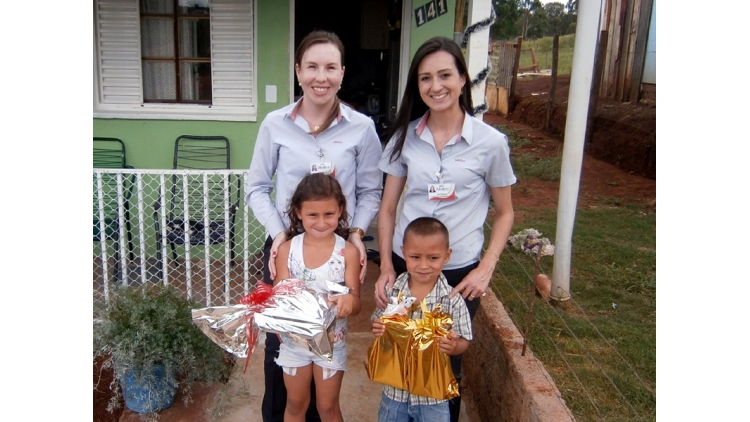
[{"xmin": 490, "ymin": 42, "xmax": 517, "ymax": 90}]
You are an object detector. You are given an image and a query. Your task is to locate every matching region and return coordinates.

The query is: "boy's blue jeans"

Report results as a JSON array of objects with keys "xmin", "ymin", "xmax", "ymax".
[{"xmin": 377, "ymin": 392, "xmax": 450, "ymax": 422}]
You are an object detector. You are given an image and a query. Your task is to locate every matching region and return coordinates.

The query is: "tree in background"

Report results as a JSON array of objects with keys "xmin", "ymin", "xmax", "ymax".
[
  {"xmin": 566, "ymin": 0, "xmax": 578, "ymax": 14},
  {"xmin": 544, "ymin": 2, "xmax": 566, "ymax": 36},
  {"xmin": 491, "ymin": 0, "xmax": 522, "ymax": 41},
  {"xmin": 563, "ymin": 0, "xmax": 578, "ymax": 34},
  {"xmin": 490, "ymin": 0, "xmax": 578, "ymax": 42},
  {"xmin": 517, "ymin": 0, "xmax": 545, "ymax": 39}
]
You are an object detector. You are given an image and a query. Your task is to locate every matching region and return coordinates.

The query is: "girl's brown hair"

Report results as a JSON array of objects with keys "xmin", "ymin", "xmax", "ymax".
[
  {"xmin": 285, "ymin": 173, "xmax": 350, "ymax": 239},
  {"xmin": 295, "ymin": 30, "xmax": 345, "ymax": 136}
]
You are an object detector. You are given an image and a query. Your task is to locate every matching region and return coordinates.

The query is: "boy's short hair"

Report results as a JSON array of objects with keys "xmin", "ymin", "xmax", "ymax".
[{"xmin": 403, "ymin": 217, "xmax": 450, "ymax": 247}]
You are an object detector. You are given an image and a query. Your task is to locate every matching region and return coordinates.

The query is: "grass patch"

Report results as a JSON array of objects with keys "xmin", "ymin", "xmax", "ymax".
[
  {"xmin": 512, "ymin": 154, "xmax": 562, "ymax": 181},
  {"xmin": 494, "ymin": 124, "xmax": 518, "ymax": 140},
  {"xmin": 494, "ymin": 124, "xmax": 530, "ymax": 149},
  {"xmin": 488, "ymin": 206, "xmax": 656, "ymax": 421},
  {"xmin": 520, "ymin": 34, "xmax": 575, "ymax": 74},
  {"xmin": 509, "ymin": 138, "xmax": 531, "ymax": 149}
]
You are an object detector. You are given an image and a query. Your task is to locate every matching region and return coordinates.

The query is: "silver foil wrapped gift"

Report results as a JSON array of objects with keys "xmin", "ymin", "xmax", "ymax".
[{"xmin": 192, "ymin": 279, "xmax": 349, "ymax": 363}]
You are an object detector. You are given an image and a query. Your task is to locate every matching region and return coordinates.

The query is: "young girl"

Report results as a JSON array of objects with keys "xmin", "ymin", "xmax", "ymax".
[{"xmin": 274, "ymin": 173, "xmax": 362, "ymax": 422}]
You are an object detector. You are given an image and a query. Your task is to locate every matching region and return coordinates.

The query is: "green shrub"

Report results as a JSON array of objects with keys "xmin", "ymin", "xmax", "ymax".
[{"xmin": 94, "ymin": 283, "xmax": 232, "ymax": 419}]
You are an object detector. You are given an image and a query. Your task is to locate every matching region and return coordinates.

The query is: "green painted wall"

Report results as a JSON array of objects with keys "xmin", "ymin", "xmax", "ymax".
[
  {"xmin": 93, "ymin": 0, "xmax": 291, "ymax": 171},
  {"xmin": 94, "ymin": 0, "xmax": 461, "ymax": 169},
  {"xmin": 408, "ymin": 0, "xmax": 456, "ymax": 60}
]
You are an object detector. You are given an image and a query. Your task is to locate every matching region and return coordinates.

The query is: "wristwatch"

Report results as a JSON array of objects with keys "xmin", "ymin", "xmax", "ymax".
[{"xmin": 349, "ymin": 227, "xmax": 366, "ymax": 238}]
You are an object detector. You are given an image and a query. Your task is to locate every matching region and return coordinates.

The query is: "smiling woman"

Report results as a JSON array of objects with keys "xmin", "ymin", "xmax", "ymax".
[
  {"xmin": 375, "ymin": 36, "xmax": 517, "ymax": 422},
  {"xmin": 244, "ymin": 29, "xmax": 382, "ymax": 421},
  {"xmin": 294, "ymin": 39, "xmax": 346, "ymax": 135}
]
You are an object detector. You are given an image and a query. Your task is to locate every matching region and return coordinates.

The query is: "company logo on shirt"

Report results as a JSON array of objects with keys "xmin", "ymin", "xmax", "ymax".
[
  {"xmin": 333, "ymin": 140, "xmax": 343, "ymax": 144},
  {"xmin": 455, "ymin": 158, "xmax": 466, "ymax": 162}
]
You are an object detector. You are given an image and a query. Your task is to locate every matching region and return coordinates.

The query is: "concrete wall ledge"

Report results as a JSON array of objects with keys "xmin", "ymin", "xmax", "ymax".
[{"xmin": 463, "ymin": 290, "xmax": 576, "ymax": 422}]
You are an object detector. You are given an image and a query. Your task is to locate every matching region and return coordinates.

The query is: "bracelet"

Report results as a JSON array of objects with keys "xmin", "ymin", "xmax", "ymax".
[
  {"xmin": 484, "ymin": 250, "xmax": 501, "ymax": 260},
  {"xmin": 349, "ymin": 227, "xmax": 366, "ymax": 238}
]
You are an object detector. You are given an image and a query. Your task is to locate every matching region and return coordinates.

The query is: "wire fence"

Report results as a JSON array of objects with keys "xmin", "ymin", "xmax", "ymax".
[
  {"xmin": 489, "ymin": 234, "xmax": 656, "ymax": 421},
  {"xmin": 93, "ymin": 169, "xmax": 267, "ymax": 312}
]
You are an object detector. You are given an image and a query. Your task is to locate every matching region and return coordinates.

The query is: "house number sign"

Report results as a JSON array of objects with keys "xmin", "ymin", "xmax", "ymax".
[{"xmin": 414, "ymin": 0, "xmax": 448, "ymax": 27}]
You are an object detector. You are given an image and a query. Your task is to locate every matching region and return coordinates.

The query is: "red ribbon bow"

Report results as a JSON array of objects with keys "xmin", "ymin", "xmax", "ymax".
[{"xmin": 237, "ymin": 280, "xmax": 306, "ymax": 372}]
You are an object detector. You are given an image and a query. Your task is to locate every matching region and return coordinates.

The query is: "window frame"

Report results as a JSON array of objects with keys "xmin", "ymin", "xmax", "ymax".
[{"xmin": 93, "ymin": 0, "xmax": 258, "ymax": 122}]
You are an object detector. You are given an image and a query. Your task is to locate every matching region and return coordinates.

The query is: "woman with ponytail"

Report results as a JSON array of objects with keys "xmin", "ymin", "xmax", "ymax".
[{"xmin": 246, "ymin": 30, "xmax": 382, "ymax": 422}]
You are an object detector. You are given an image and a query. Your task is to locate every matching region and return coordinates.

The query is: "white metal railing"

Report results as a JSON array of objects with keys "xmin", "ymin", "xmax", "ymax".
[{"xmin": 93, "ymin": 169, "xmax": 267, "ymax": 309}]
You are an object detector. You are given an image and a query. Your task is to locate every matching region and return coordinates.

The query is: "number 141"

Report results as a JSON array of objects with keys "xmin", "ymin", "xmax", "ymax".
[{"xmin": 415, "ymin": 0, "xmax": 447, "ymax": 27}]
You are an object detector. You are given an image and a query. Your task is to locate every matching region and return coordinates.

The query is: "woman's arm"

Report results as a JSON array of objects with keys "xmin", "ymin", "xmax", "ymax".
[
  {"xmin": 351, "ymin": 121, "xmax": 384, "ymax": 231},
  {"xmin": 246, "ymin": 120, "xmax": 284, "ymax": 239},
  {"xmin": 374, "ymin": 174, "xmax": 406, "ymax": 309},
  {"xmin": 350, "ymin": 122, "xmax": 384, "ymax": 282},
  {"xmin": 246, "ymin": 120, "xmax": 286, "ymax": 278},
  {"xmin": 449, "ymin": 185, "xmax": 514, "ymax": 299}
]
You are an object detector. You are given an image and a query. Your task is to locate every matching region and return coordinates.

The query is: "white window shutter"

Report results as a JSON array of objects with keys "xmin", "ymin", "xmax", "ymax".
[
  {"xmin": 95, "ymin": 0, "xmax": 143, "ymax": 104},
  {"xmin": 210, "ymin": 0, "xmax": 254, "ymax": 107}
]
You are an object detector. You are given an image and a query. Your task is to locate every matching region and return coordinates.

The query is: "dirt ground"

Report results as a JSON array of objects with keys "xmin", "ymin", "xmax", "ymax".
[
  {"xmin": 93, "ymin": 79, "xmax": 656, "ymax": 421},
  {"xmin": 486, "ymin": 75, "xmax": 656, "ymax": 219},
  {"xmin": 94, "ymin": 356, "xmax": 122, "ymax": 422},
  {"xmin": 509, "ymin": 75, "xmax": 656, "ymax": 179},
  {"xmin": 484, "ymin": 110, "xmax": 655, "ymax": 214}
]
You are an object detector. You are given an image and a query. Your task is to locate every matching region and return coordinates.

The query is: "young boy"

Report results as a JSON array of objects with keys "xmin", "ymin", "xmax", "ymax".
[{"xmin": 371, "ymin": 217, "xmax": 473, "ymax": 422}]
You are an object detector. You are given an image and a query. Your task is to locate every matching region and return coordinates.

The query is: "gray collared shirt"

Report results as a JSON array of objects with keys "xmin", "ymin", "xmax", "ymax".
[
  {"xmin": 379, "ymin": 112, "xmax": 516, "ymax": 269},
  {"xmin": 246, "ymin": 99, "xmax": 383, "ymax": 239},
  {"xmin": 371, "ymin": 272, "xmax": 473, "ymax": 405}
]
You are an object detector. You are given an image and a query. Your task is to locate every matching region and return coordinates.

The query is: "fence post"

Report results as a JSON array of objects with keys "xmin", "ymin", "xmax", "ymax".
[
  {"xmin": 509, "ymin": 36, "xmax": 523, "ymax": 113},
  {"xmin": 545, "ymin": 34, "xmax": 560, "ymax": 131},
  {"xmin": 585, "ymin": 30, "xmax": 609, "ymax": 145}
]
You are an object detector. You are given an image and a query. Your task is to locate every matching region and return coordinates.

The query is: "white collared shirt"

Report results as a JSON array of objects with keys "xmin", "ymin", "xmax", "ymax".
[
  {"xmin": 379, "ymin": 112, "xmax": 516, "ymax": 269},
  {"xmin": 246, "ymin": 99, "xmax": 383, "ymax": 239}
]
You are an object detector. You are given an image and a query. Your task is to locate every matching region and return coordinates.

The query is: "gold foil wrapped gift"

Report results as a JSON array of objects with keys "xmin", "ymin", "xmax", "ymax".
[
  {"xmin": 407, "ymin": 303, "xmax": 459, "ymax": 400},
  {"xmin": 366, "ymin": 301, "xmax": 460, "ymax": 400},
  {"xmin": 365, "ymin": 312, "xmax": 413, "ymax": 391}
]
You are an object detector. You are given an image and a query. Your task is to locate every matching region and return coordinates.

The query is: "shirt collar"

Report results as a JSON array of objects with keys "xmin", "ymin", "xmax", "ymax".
[
  {"xmin": 394, "ymin": 272, "xmax": 451, "ymax": 301},
  {"xmin": 414, "ymin": 110, "xmax": 474, "ymax": 145},
  {"xmin": 287, "ymin": 97, "xmax": 346, "ymax": 123}
]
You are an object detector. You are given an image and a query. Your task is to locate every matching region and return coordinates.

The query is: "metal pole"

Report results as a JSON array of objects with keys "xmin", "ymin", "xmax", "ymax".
[{"xmin": 551, "ymin": 0, "xmax": 602, "ymax": 301}]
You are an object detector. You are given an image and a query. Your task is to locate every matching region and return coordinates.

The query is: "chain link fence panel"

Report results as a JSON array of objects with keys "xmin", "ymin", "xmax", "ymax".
[{"xmin": 93, "ymin": 169, "xmax": 267, "ymax": 312}]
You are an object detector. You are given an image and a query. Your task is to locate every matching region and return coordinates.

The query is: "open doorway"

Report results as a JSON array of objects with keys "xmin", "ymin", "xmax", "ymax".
[{"xmin": 294, "ymin": 0, "xmax": 403, "ymax": 141}]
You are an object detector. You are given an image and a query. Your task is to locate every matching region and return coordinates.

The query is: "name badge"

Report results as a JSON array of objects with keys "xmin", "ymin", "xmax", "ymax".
[
  {"xmin": 428, "ymin": 183, "xmax": 456, "ymax": 200},
  {"xmin": 310, "ymin": 162, "xmax": 335, "ymax": 176}
]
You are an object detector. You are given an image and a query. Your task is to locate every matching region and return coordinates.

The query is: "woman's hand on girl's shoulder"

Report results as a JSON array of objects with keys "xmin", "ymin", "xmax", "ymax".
[{"xmin": 268, "ymin": 231, "xmax": 288, "ymax": 279}]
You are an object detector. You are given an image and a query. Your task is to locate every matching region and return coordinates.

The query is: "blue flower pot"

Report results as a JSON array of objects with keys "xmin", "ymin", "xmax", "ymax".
[{"xmin": 122, "ymin": 365, "xmax": 176, "ymax": 413}]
